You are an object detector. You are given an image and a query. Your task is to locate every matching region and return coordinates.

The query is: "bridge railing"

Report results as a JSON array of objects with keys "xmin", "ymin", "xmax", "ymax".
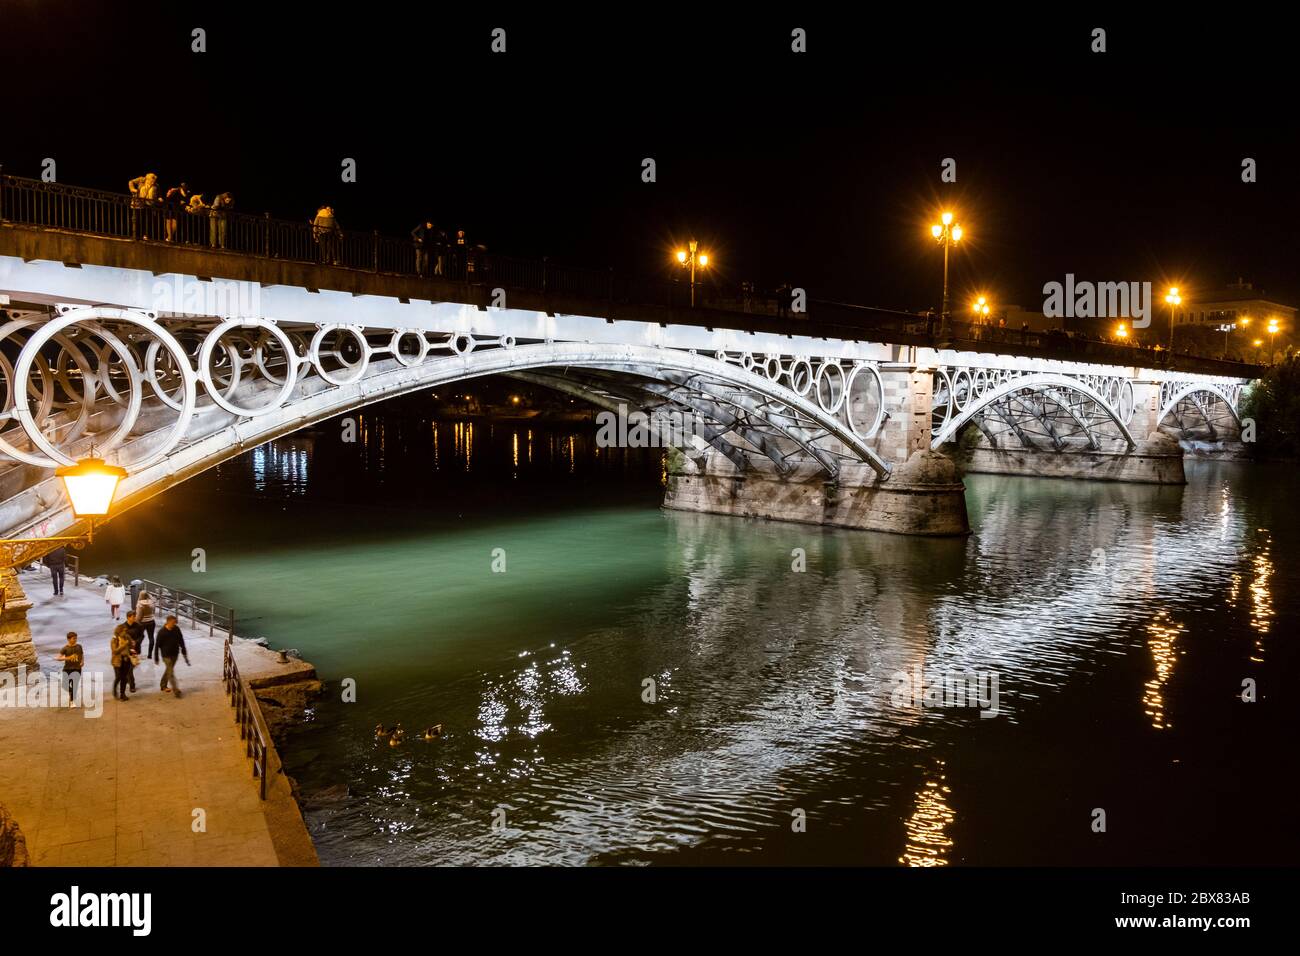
[
  {"xmin": 140, "ymin": 578, "xmax": 236, "ymax": 638},
  {"xmin": 0, "ymin": 172, "xmax": 1262, "ymax": 377},
  {"xmin": 221, "ymin": 639, "xmax": 270, "ymax": 801}
]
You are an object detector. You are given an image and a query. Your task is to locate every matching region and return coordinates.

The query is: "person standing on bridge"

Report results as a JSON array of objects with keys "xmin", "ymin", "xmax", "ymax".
[
  {"xmin": 312, "ymin": 204, "xmax": 342, "ymax": 265},
  {"xmin": 185, "ymin": 193, "xmax": 208, "ymax": 244},
  {"xmin": 209, "ymin": 191, "xmax": 234, "ymax": 248},
  {"xmin": 128, "ymin": 172, "xmax": 159, "ymax": 239},
  {"xmin": 164, "ymin": 182, "xmax": 191, "ymax": 243},
  {"xmin": 155, "ymin": 615, "xmax": 189, "ymax": 698},
  {"xmin": 42, "ymin": 546, "xmax": 66, "ymax": 597},
  {"xmin": 412, "ymin": 221, "xmax": 435, "ymax": 276},
  {"xmin": 104, "ymin": 575, "xmax": 126, "ymax": 621}
]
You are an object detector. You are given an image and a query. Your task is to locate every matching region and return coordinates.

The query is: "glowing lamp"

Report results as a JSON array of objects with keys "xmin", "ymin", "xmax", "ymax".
[{"xmin": 55, "ymin": 457, "xmax": 127, "ymax": 518}]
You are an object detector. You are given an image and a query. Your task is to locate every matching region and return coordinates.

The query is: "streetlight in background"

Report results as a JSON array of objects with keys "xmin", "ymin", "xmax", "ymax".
[
  {"xmin": 1164, "ymin": 286, "xmax": 1182, "ymax": 351},
  {"xmin": 1116, "ymin": 322, "xmax": 1129, "ymax": 341},
  {"xmin": 970, "ymin": 295, "xmax": 991, "ymax": 340},
  {"xmin": 674, "ymin": 239, "xmax": 710, "ymax": 308},
  {"xmin": 1253, "ymin": 338, "xmax": 1264, "ymax": 363},
  {"xmin": 1267, "ymin": 317, "xmax": 1280, "ymax": 363},
  {"xmin": 930, "ymin": 211, "xmax": 963, "ymax": 337}
]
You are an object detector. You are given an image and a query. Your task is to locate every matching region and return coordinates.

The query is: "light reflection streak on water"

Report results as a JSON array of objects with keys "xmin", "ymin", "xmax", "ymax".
[
  {"xmin": 1142, "ymin": 610, "xmax": 1185, "ymax": 730},
  {"xmin": 900, "ymin": 761, "xmax": 955, "ymax": 866}
]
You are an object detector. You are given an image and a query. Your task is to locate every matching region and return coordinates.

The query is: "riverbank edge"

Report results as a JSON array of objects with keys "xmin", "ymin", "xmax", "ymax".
[{"xmin": 228, "ymin": 639, "xmax": 324, "ymax": 867}]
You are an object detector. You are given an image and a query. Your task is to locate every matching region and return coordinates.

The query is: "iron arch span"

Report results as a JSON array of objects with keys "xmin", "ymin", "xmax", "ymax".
[
  {"xmin": 929, "ymin": 372, "xmax": 1138, "ymax": 453},
  {"xmin": 0, "ymin": 308, "xmax": 893, "ymax": 545}
]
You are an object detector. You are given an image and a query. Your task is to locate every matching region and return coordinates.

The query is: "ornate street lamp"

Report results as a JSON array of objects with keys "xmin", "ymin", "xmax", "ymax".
[
  {"xmin": 0, "ymin": 456, "xmax": 127, "ymax": 569},
  {"xmin": 1164, "ymin": 286, "xmax": 1182, "ymax": 351},
  {"xmin": 931, "ymin": 212, "xmax": 963, "ymax": 338},
  {"xmin": 674, "ymin": 239, "xmax": 710, "ymax": 307}
]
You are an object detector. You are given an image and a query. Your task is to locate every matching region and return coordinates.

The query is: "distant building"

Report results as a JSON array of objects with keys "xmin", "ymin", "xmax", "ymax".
[{"xmin": 1172, "ymin": 279, "xmax": 1295, "ymax": 329}]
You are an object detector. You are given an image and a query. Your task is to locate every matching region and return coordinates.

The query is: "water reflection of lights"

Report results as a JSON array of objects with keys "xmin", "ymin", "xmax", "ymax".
[
  {"xmin": 474, "ymin": 649, "xmax": 586, "ymax": 752},
  {"xmin": 1142, "ymin": 610, "xmax": 1186, "ymax": 730},
  {"xmin": 900, "ymin": 762, "xmax": 955, "ymax": 867},
  {"xmin": 1225, "ymin": 535, "xmax": 1274, "ymax": 661},
  {"xmin": 249, "ymin": 441, "xmax": 310, "ymax": 494}
]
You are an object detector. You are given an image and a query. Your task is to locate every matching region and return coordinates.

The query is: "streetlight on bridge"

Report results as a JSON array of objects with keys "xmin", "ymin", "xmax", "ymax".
[
  {"xmin": 930, "ymin": 211, "xmax": 963, "ymax": 338},
  {"xmin": 1164, "ymin": 286, "xmax": 1182, "ymax": 351},
  {"xmin": 674, "ymin": 240, "xmax": 710, "ymax": 308}
]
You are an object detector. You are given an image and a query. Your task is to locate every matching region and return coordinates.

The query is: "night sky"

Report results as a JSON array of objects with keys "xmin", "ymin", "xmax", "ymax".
[{"xmin": 5, "ymin": 5, "xmax": 1297, "ymax": 314}]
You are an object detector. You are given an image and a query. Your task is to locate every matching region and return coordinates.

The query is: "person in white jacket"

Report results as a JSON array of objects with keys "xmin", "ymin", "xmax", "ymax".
[{"xmin": 104, "ymin": 576, "xmax": 126, "ymax": 620}]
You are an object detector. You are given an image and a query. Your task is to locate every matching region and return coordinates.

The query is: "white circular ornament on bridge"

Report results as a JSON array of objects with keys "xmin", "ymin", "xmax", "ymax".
[
  {"xmin": 843, "ymin": 362, "xmax": 885, "ymax": 439},
  {"xmin": 310, "ymin": 324, "xmax": 373, "ymax": 385},
  {"xmin": 390, "ymin": 329, "xmax": 430, "ymax": 368},
  {"xmin": 445, "ymin": 332, "xmax": 477, "ymax": 356},
  {"xmin": 9, "ymin": 307, "xmax": 197, "ymax": 470},
  {"xmin": 786, "ymin": 358, "xmax": 814, "ymax": 396},
  {"xmin": 815, "ymin": 360, "xmax": 847, "ymax": 414},
  {"xmin": 201, "ymin": 318, "xmax": 300, "ymax": 416}
]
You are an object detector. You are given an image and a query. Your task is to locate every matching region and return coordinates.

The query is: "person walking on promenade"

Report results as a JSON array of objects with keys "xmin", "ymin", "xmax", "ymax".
[
  {"xmin": 128, "ymin": 172, "xmax": 159, "ymax": 239},
  {"xmin": 312, "ymin": 204, "xmax": 342, "ymax": 265},
  {"xmin": 42, "ymin": 546, "xmax": 66, "ymax": 596},
  {"xmin": 123, "ymin": 611, "xmax": 145, "ymax": 692},
  {"xmin": 209, "ymin": 191, "xmax": 233, "ymax": 248},
  {"xmin": 155, "ymin": 615, "xmax": 189, "ymax": 698},
  {"xmin": 164, "ymin": 182, "xmax": 191, "ymax": 243},
  {"xmin": 104, "ymin": 576, "xmax": 126, "ymax": 620},
  {"xmin": 136, "ymin": 591, "xmax": 157, "ymax": 660},
  {"xmin": 55, "ymin": 631, "xmax": 83, "ymax": 704},
  {"xmin": 110, "ymin": 624, "xmax": 135, "ymax": 702}
]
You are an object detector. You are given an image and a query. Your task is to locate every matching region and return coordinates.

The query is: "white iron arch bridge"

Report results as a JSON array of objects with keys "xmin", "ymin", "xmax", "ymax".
[{"xmin": 0, "ymin": 258, "xmax": 1256, "ymax": 549}]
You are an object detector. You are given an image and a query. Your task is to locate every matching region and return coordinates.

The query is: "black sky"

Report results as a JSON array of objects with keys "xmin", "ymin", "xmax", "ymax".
[{"xmin": 5, "ymin": 3, "xmax": 1298, "ymax": 313}]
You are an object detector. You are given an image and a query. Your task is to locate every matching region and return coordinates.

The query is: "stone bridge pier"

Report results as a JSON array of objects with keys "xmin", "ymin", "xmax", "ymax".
[{"xmin": 663, "ymin": 365, "xmax": 971, "ymax": 536}]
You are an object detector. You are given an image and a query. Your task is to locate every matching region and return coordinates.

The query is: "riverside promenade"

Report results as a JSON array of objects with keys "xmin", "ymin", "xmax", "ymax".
[{"xmin": 0, "ymin": 569, "xmax": 317, "ymax": 866}]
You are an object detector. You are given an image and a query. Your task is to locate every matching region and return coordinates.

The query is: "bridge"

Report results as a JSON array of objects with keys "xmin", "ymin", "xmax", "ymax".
[{"xmin": 0, "ymin": 173, "xmax": 1257, "ymax": 564}]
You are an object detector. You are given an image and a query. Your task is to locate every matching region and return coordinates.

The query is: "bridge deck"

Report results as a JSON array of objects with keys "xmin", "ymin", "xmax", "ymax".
[
  {"xmin": 0, "ymin": 570, "xmax": 316, "ymax": 866},
  {"xmin": 0, "ymin": 173, "xmax": 1261, "ymax": 380}
]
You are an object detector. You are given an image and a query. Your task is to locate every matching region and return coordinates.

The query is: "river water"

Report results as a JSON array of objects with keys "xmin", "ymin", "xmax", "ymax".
[{"xmin": 85, "ymin": 402, "xmax": 1297, "ymax": 866}]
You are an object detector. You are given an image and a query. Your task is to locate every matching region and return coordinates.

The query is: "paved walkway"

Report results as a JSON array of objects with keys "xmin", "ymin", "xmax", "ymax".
[{"xmin": 0, "ymin": 569, "xmax": 316, "ymax": 866}]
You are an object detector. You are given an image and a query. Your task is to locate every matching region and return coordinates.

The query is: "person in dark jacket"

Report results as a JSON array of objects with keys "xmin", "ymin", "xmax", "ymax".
[
  {"xmin": 123, "ymin": 611, "xmax": 145, "ymax": 692},
  {"xmin": 42, "ymin": 546, "xmax": 67, "ymax": 596},
  {"xmin": 155, "ymin": 615, "xmax": 189, "ymax": 698}
]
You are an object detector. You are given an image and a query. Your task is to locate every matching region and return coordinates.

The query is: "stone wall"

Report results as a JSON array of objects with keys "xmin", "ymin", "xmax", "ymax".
[
  {"xmin": 0, "ymin": 569, "xmax": 37, "ymax": 675},
  {"xmin": 0, "ymin": 802, "xmax": 30, "ymax": 867}
]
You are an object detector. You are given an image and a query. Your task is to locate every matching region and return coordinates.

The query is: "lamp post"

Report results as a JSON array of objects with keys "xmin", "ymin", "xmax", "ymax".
[
  {"xmin": 1267, "ymin": 318, "xmax": 1280, "ymax": 364},
  {"xmin": 1253, "ymin": 338, "xmax": 1264, "ymax": 363},
  {"xmin": 674, "ymin": 240, "xmax": 710, "ymax": 308},
  {"xmin": 1164, "ymin": 287, "xmax": 1182, "ymax": 352},
  {"xmin": 1116, "ymin": 322, "xmax": 1129, "ymax": 342},
  {"xmin": 0, "ymin": 457, "xmax": 127, "ymax": 569},
  {"xmin": 930, "ymin": 212, "xmax": 963, "ymax": 338}
]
